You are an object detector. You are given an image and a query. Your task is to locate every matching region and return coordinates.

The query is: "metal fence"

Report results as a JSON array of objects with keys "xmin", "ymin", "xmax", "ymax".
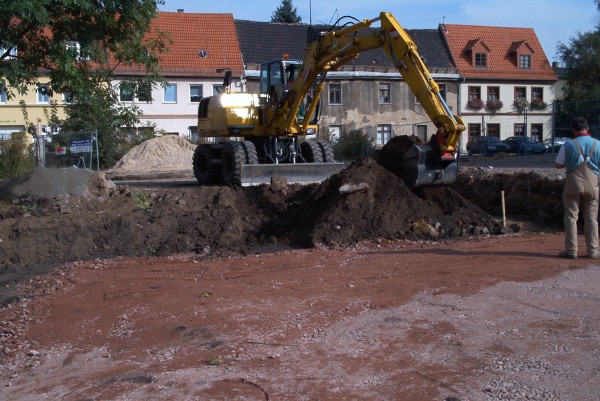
[{"xmin": 35, "ymin": 131, "xmax": 100, "ymax": 171}]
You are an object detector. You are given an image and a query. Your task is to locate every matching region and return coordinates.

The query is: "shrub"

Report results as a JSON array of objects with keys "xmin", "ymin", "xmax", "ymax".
[
  {"xmin": 333, "ymin": 129, "xmax": 375, "ymax": 161},
  {"xmin": 0, "ymin": 139, "xmax": 35, "ymax": 179}
]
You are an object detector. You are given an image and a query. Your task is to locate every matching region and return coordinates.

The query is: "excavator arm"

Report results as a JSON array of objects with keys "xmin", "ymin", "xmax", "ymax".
[{"xmin": 270, "ymin": 12, "xmax": 465, "ymax": 187}]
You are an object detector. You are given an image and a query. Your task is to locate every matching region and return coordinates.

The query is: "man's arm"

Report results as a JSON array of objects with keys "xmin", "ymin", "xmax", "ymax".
[{"xmin": 555, "ymin": 144, "xmax": 567, "ymax": 169}]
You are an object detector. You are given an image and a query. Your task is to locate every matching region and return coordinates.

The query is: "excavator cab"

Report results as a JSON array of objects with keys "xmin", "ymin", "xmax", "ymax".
[{"xmin": 259, "ymin": 59, "xmax": 317, "ymax": 125}]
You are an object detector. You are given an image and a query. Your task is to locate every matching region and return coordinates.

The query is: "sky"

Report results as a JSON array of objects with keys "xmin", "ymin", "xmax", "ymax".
[{"xmin": 159, "ymin": 0, "xmax": 600, "ymax": 64}]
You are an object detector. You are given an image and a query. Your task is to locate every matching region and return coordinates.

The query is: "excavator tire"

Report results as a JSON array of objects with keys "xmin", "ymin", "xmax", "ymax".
[
  {"xmin": 193, "ymin": 144, "xmax": 220, "ymax": 185},
  {"xmin": 240, "ymin": 140, "xmax": 259, "ymax": 164},
  {"xmin": 221, "ymin": 141, "xmax": 247, "ymax": 185},
  {"xmin": 317, "ymin": 140, "xmax": 335, "ymax": 162},
  {"xmin": 300, "ymin": 140, "xmax": 324, "ymax": 163}
]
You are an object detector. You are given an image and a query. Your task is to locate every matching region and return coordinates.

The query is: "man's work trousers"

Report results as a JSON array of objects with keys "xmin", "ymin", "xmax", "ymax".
[{"xmin": 563, "ymin": 163, "xmax": 600, "ymax": 257}]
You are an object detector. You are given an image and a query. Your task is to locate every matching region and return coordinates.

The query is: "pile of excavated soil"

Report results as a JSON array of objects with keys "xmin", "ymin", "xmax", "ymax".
[
  {"xmin": 4, "ymin": 134, "xmax": 573, "ymax": 306},
  {"xmin": 107, "ymin": 135, "xmax": 195, "ymax": 176}
]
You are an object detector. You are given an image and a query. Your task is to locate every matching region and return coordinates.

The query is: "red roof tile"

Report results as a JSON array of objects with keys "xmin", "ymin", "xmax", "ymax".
[
  {"xmin": 441, "ymin": 24, "xmax": 556, "ymax": 81},
  {"xmin": 114, "ymin": 11, "xmax": 245, "ymax": 77}
]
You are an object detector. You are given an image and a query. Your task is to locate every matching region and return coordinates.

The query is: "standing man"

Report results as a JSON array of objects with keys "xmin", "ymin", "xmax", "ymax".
[{"xmin": 555, "ymin": 116, "xmax": 600, "ymax": 259}]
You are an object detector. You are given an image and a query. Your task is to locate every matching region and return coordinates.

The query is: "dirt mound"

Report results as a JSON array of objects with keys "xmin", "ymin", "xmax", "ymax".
[
  {"xmin": 107, "ymin": 135, "xmax": 195, "ymax": 175},
  {"xmin": 298, "ymin": 158, "xmax": 500, "ymax": 246},
  {"xmin": 0, "ymin": 156, "xmax": 519, "ymax": 305},
  {"xmin": 0, "ymin": 167, "xmax": 114, "ymax": 199}
]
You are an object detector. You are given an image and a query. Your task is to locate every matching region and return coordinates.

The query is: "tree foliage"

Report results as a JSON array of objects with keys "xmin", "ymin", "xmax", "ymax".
[
  {"xmin": 271, "ymin": 0, "xmax": 302, "ymax": 23},
  {"xmin": 555, "ymin": 0, "xmax": 600, "ymax": 130},
  {"xmin": 333, "ymin": 129, "xmax": 375, "ymax": 161},
  {"xmin": 0, "ymin": 0, "xmax": 170, "ymax": 167}
]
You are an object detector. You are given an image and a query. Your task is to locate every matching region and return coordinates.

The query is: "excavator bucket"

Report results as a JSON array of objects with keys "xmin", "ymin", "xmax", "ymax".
[
  {"xmin": 394, "ymin": 143, "xmax": 458, "ymax": 188},
  {"xmin": 378, "ymin": 135, "xmax": 458, "ymax": 188},
  {"xmin": 240, "ymin": 162, "xmax": 346, "ymax": 186}
]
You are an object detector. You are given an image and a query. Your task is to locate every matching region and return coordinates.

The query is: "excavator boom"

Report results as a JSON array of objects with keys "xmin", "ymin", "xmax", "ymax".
[{"xmin": 274, "ymin": 12, "xmax": 465, "ymax": 187}]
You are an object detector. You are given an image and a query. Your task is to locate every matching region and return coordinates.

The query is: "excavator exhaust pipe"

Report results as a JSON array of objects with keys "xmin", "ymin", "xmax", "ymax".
[{"xmin": 377, "ymin": 135, "xmax": 458, "ymax": 188}]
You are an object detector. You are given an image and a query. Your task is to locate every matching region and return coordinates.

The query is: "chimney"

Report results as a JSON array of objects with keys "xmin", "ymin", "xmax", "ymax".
[{"xmin": 177, "ymin": 9, "xmax": 184, "ymax": 13}]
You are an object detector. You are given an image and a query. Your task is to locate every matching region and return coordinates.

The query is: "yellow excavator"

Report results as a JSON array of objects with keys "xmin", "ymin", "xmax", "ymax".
[{"xmin": 194, "ymin": 11, "xmax": 465, "ymax": 187}]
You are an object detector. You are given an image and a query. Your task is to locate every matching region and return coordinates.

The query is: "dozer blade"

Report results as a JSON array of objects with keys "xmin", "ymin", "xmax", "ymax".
[
  {"xmin": 397, "ymin": 143, "xmax": 458, "ymax": 188},
  {"xmin": 241, "ymin": 163, "xmax": 346, "ymax": 186}
]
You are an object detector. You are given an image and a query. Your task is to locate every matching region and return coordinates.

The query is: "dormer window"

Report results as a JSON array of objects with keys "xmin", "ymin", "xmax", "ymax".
[
  {"xmin": 510, "ymin": 41, "xmax": 534, "ymax": 69},
  {"xmin": 475, "ymin": 52, "xmax": 487, "ymax": 68},
  {"xmin": 519, "ymin": 54, "xmax": 531, "ymax": 69},
  {"xmin": 465, "ymin": 38, "xmax": 490, "ymax": 69}
]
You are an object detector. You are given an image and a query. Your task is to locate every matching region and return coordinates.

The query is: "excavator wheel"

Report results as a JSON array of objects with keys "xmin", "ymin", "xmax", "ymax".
[
  {"xmin": 221, "ymin": 141, "xmax": 247, "ymax": 185},
  {"xmin": 240, "ymin": 140, "xmax": 259, "ymax": 164},
  {"xmin": 300, "ymin": 140, "xmax": 324, "ymax": 163},
  {"xmin": 193, "ymin": 144, "xmax": 220, "ymax": 185},
  {"xmin": 317, "ymin": 140, "xmax": 335, "ymax": 162}
]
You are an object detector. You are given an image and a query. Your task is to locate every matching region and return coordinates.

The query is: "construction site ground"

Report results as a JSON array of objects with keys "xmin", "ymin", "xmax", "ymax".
[{"xmin": 1, "ymin": 137, "xmax": 599, "ymax": 401}]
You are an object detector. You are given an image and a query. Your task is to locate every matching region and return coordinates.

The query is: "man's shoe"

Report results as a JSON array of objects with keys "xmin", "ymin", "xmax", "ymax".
[
  {"xmin": 588, "ymin": 252, "xmax": 600, "ymax": 259},
  {"xmin": 559, "ymin": 251, "xmax": 577, "ymax": 259}
]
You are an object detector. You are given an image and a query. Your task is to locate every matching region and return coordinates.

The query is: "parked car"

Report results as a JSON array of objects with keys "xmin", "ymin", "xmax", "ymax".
[
  {"xmin": 502, "ymin": 136, "xmax": 547, "ymax": 155},
  {"xmin": 542, "ymin": 137, "xmax": 569, "ymax": 152},
  {"xmin": 466, "ymin": 136, "xmax": 511, "ymax": 156}
]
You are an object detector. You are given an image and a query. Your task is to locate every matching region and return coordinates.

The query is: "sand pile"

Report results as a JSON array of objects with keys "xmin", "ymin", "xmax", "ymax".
[{"xmin": 108, "ymin": 135, "xmax": 195, "ymax": 175}]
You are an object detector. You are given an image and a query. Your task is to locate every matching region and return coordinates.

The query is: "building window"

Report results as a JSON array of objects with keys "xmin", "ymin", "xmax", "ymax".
[
  {"xmin": 531, "ymin": 124, "xmax": 543, "ymax": 142},
  {"xmin": 519, "ymin": 54, "xmax": 531, "ymax": 69},
  {"xmin": 190, "ymin": 85, "xmax": 203, "ymax": 102},
  {"xmin": 487, "ymin": 123, "xmax": 500, "ymax": 137},
  {"xmin": 514, "ymin": 124, "xmax": 525, "ymax": 136},
  {"xmin": 119, "ymin": 83, "xmax": 134, "ymax": 102},
  {"xmin": 0, "ymin": 46, "xmax": 17, "ymax": 59},
  {"xmin": 137, "ymin": 83, "xmax": 152, "ymax": 102},
  {"xmin": 0, "ymin": 86, "xmax": 6, "ymax": 104},
  {"xmin": 487, "ymin": 87, "xmax": 500, "ymax": 100},
  {"xmin": 467, "ymin": 86, "xmax": 483, "ymax": 109},
  {"xmin": 376, "ymin": 124, "xmax": 392, "ymax": 145},
  {"xmin": 468, "ymin": 123, "xmax": 481, "ymax": 138},
  {"xmin": 531, "ymin": 87, "xmax": 543, "ymax": 102},
  {"xmin": 164, "ymin": 83, "xmax": 177, "ymax": 103},
  {"xmin": 329, "ymin": 125, "xmax": 342, "ymax": 142},
  {"xmin": 37, "ymin": 84, "xmax": 50, "ymax": 104},
  {"xmin": 416, "ymin": 125, "xmax": 428, "ymax": 142},
  {"xmin": 328, "ymin": 83, "xmax": 342, "ymax": 105},
  {"xmin": 62, "ymin": 92, "xmax": 74, "ymax": 103},
  {"xmin": 438, "ymin": 83, "xmax": 447, "ymax": 102},
  {"xmin": 379, "ymin": 83, "xmax": 390, "ymax": 104},
  {"xmin": 213, "ymin": 85, "xmax": 224, "ymax": 95},
  {"xmin": 514, "ymin": 87, "xmax": 527, "ymax": 100},
  {"xmin": 189, "ymin": 126, "xmax": 198, "ymax": 142},
  {"xmin": 468, "ymin": 86, "xmax": 481, "ymax": 101},
  {"xmin": 475, "ymin": 52, "xmax": 487, "ymax": 68}
]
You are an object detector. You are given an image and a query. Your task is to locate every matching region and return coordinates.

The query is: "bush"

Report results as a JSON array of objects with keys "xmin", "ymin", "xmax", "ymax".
[
  {"xmin": 0, "ymin": 139, "xmax": 35, "ymax": 179},
  {"xmin": 333, "ymin": 129, "xmax": 375, "ymax": 161}
]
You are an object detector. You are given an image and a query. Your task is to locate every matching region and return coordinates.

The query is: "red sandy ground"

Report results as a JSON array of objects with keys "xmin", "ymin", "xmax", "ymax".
[{"xmin": 2, "ymin": 232, "xmax": 600, "ymax": 401}]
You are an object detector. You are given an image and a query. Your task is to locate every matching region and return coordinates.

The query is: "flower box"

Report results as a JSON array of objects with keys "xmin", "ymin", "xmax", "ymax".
[
  {"xmin": 530, "ymin": 98, "xmax": 547, "ymax": 111},
  {"xmin": 513, "ymin": 98, "xmax": 529, "ymax": 112},
  {"xmin": 486, "ymin": 99, "xmax": 503, "ymax": 112},
  {"xmin": 467, "ymin": 99, "xmax": 484, "ymax": 110}
]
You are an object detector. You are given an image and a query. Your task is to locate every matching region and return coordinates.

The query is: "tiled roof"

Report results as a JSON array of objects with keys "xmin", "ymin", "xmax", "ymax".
[
  {"xmin": 234, "ymin": 20, "xmax": 456, "ymax": 72},
  {"xmin": 114, "ymin": 11, "xmax": 245, "ymax": 77},
  {"xmin": 441, "ymin": 24, "xmax": 556, "ymax": 81}
]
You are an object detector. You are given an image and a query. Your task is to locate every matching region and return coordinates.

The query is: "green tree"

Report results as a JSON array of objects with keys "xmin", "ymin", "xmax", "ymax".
[
  {"xmin": 333, "ymin": 129, "xmax": 375, "ymax": 161},
  {"xmin": 555, "ymin": 0, "xmax": 600, "ymax": 131},
  {"xmin": 0, "ymin": 0, "xmax": 170, "ymax": 167},
  {"xmin": 271, "ymin": 0, "xmax": 302, "ymax": 23}
]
